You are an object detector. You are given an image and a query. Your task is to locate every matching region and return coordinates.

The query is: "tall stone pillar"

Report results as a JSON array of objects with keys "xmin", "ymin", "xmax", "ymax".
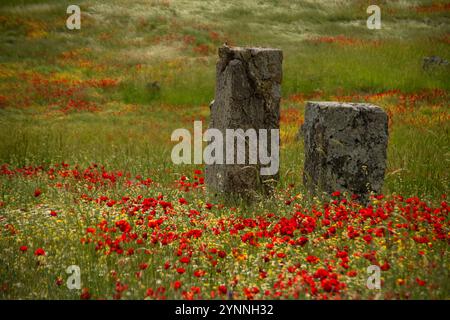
[{"xmin": 206, "ymin": 46, "xmax": 283, "ymax": 198}]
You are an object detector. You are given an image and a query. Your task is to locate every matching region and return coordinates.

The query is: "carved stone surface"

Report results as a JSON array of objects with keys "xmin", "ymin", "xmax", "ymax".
[
  {"xmin": 206, "ymin": 46, "xmax": 283, "ymax": 197},
  {"xmin": 303, "ymin": 101, "xmax": 389, "ymax": 199}
]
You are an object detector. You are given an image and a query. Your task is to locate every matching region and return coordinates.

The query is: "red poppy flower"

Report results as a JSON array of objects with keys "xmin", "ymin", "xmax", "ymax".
[
  {"xmin": 20, "ymin": 245, "xmax": 28, "ymax": 253},
  {"xmin": 191, "ymin": 286, "xmax": 201, "ymax": 294},
  {"xmin": 380, "ymin": 261, "xmax": 390, "ymax": 271},
  {"xmin": 306, "ymin": 255, "xmax": 319, "ymax": 263},
  {"xmin": 146, "ymin": 288, "xmax": 154, "ymax": 297},
  {"xmin": 336, "ymin": 251, "xmax": 348, "ymax": 259},
  {"xmin": 80, "ymin": 288, "xmax": 91, "ymax": 300},
  {"xmin": 115, "ymin": 220, "xmax": 131, "ymax": 233},
  {"xmin": 34, "ymin": 188, "xmax": 42, "ymax": 197},
  {"xmin": 363, "ymin": 234, "xmax": 373, "ymax": 244},
  {"xmin": 180, "ymin": 256, "xmax": 190, "ymax": 264},
  {"xmin": 297, "ymin": 237, "xmax": 308, "ymax": 246},
  {"xmin": 321, "ymin": 278, "xmax": 338, "ymax": 293},
  {"xmin": 347, "ymin": 270, "xmax": 357, "ymax": 277},
  {"xmin": 416, "ymin": 278, "xmax": 426, "ymax": 286},
  {"xmin": 194, "ymin": 269, "xmax": 206, "ymax": 277},
  {"xmin": 115, "ymin": 281, "xmax": 128, "ymax": 293},
  {"xmin": 34, "ymin": 248, "xmax": 45, "ymax": 256},
  {"xmin": 173, "ymin": 281, "xmax": 182, "ymax": 290},
  {"xmin": 50, "ymin": 210, "xmax": 57, "ymax": 217},
  {"xmin": 176, "ymin": 267, "xmax": 186, "ymax": 274},
  {"xmin": 139, "ymin": 263, "xmax": 148, "ymax": 270},
  {"xmin": 106, "ymin": 200, "xmax": 116, "ymax": 207},
  {"xmin": 218, "ymin": 285, "xmax": 227, "ymax": 295},
  {"xmin": 86, "ymin": 227, "xmax": 96, "ymax": 234},
  {"xmin": 55, "ymin": 277, "xmax": 64, "ymax": 286}
]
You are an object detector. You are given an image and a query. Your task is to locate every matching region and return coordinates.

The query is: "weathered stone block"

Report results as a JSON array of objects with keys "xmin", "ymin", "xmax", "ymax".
[
  {"xmin": 303, "ymin": 101, "xmax": 388, "ymax": 199},
  {"xmin": 206, "ymin": 46, "xmax": 283, "ymax": 197}
]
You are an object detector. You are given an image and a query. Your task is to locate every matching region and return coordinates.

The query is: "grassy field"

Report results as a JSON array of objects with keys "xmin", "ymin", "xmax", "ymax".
[{"xmin": 0, "ymin": 0, "xmax": 449, "ymax": 299}]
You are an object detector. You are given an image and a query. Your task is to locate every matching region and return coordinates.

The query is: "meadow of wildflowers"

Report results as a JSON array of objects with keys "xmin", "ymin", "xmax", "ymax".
[
  {"xmin": 1, "ymin": 163, "xmax": 448, "ymax": 299},
  {"xmin": 0, "ymin": 0, "xmax": 448, "ymax": 300}
]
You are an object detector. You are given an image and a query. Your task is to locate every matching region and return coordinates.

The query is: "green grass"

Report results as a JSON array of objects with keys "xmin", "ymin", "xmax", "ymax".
[
  {"xmin": 0, "ymin": 0, "xmax": 449, "ymax": 300},
  {"xmin": 0, "ymin": 0, "xmax": 448, "ymax": 198}
]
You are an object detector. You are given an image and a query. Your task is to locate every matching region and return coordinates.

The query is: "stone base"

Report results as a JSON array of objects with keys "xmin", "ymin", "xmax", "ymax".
[{"xmin": 303, "ymin": 101, "xmax": 388, "ymax": 199}]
